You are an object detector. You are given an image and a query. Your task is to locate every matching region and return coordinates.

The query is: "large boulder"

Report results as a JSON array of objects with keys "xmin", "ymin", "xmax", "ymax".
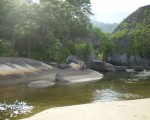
[
  {"xmin": 66, "ymin": 56, "xmax": 86, "ymax": 70},
  {"xmin": 0, "ymin": 57, "xmax": 56, "ymax": 86},
  {"xmin": 92, "ymin": 60, "xmax": 115, "ymax": 72},
  {"xmin": 107, "ymin": 54, "xmax": 149, "ymax": 66}
]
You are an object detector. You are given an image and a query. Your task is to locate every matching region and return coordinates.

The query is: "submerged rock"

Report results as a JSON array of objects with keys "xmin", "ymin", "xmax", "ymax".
[{"xmin": 28, "ymin": 80, "xmax": 55, "ymax": 88}]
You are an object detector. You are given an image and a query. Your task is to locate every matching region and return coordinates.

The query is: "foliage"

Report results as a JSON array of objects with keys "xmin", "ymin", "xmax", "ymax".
[
  {"xmin": 92, "ymin": 27, "xmax": 116, "ymax": 60},
  {"xmin": 75, "ymin": 43, "xmax": 93, "ymax": 62},
  {"xmin": 112, "ymin": 29, "xmax": 128, "ymax": 40},
  {"xmin": 0, "ymin": 39, "xmax": 16, "ymax": 56},
  {"xmin": 0, "ymin": 0, "xmax": 94, "ymax": 62},
  {"xmin": 121, "ymin": 21, "xmax": 129, "ymax": 28},
  {"xmin": 111, "ymin": 5, "xmax": 150, "ymax": 60},
  {"xmin": 2, "ymin": 0, "xmax": 149, "ymax": 64},
  {"xmin": 130, "ymin": 23, "xmax": 150, "ymax": 57}
]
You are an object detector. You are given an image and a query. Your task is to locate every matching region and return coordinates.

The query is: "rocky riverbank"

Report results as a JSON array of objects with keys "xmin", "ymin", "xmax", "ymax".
[
  {"xmin": 0, "ymin": 56, "xmax": 149, "ymax": 87},
  {"xmin": 0, "ymin": 57, "xmax": 103, "ymax": 87}
]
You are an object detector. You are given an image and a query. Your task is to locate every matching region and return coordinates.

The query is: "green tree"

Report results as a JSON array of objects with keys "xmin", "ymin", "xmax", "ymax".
[
  {"xmin": 75, "ymin": 43, "xmax": 93, "ymax": 62},
  {"xmin": 0, "ymin": 39, "xmax": 15, "ymax": 56},
  {"xmin": 0, "ymin": 0, "xmax": 93, "ymax": 62},
  {"xmin": 92, "ymin": 27, "xmax": 115, "ymax": 61}
]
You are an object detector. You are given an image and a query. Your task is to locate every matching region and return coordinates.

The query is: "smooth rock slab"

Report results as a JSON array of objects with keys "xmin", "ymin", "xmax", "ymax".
[
  {"xmin": 0, "ymin": 57, "xmax": 55, "ymax": 86},
  {"xmin": 28, "ymin": 80, "xmax": 55, "ymax": 88},
  {"xmin": 55, "ymin": 69, "xmax": 103, "ymax": 84}
]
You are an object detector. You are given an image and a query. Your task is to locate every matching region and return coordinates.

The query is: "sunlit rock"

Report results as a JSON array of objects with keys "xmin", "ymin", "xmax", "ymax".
[
  {"xmin": 0, "ymin": 57, "xmax": 56, "ymax": 86},
  {"xmin": 66, "ymin": 55, "xmax": 86, "ymax": 70}
]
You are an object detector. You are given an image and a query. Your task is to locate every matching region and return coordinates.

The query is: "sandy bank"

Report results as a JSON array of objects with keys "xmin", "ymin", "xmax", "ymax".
[{"xmin": 22, "ymin": 98, "xmax": 150, "ymax": 120}]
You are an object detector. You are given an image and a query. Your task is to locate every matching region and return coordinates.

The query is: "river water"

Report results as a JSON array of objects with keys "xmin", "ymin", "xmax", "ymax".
[{"xmin": 0, "ymin": 70, "xmax": 150, "ymax": 120}]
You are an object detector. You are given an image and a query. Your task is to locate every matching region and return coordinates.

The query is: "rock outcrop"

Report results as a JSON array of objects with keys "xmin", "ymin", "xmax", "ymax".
[
  {"xmin": 109, "ymin": 5, "xmax": 150, "ymax": 66},
  {"xmin": 0, "ymin": 57, "xmax": 56, "ymax": 86},
  {"xmin": 0, "ymin": 57, "xmax": 104, "ymax": 86}
]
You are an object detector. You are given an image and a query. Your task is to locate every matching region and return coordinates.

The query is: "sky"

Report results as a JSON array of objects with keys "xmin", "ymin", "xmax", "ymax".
[{"xmin": 90, "ymin": 0, "xmax": 150, "ymax": 23}]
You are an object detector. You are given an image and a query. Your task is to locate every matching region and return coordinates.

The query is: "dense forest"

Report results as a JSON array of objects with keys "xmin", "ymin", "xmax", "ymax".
[
  {"xmin": 0, "ymin": 0, "xmax": 149, "ymax": 64},
  {"xmin": 0, "ymin": 0, "xmax": 111, "ymax": 62}
]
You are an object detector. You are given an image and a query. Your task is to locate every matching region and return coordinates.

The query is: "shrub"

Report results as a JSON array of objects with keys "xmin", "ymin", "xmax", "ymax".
[
  {"xmin": 75, "ymin": 43, "xmax": 93, "ymax": 62},
  {"xmin": 0, "ymin": 39, "xmax": 16, "ymax": 56}
]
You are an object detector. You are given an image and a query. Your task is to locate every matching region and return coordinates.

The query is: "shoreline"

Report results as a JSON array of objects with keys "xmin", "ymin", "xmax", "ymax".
[{"xmin": 22, "ymin": 98, "xmax": 150, "ymax": 120}]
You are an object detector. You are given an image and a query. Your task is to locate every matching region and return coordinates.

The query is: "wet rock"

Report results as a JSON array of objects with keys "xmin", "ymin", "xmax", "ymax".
[{"xmin": 92, "ymin": 60, "xmax": 115, "ymax": 72}]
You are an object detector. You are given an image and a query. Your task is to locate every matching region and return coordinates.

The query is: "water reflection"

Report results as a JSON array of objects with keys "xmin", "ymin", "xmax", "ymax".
[
  {"xmin": 0, "ymin": 100, "xmax": 33, "ymax": 120},
  {"xmin": 121, "ymin": 70, "xmax": 150, "ymax": 82},
  {"xmin": 92, "ymin": 89, "xmax": 119, "ymax": 102},
  {"xmin": 92, "ymin": 88, "xmax": 141, "ymax": 103}
]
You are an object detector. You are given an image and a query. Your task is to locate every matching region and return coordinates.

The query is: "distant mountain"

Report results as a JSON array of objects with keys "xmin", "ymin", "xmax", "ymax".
[
  {"xmin": 91, "ymin": 20, "xmax": 118, "ymax": 33},
  {"xmin": 91, "ymin": 11, "xmax": 130, "ymax": 24}
]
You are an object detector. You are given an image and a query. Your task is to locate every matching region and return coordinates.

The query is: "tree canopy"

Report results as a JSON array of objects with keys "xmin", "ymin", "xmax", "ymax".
[{"xmin": 0, "ymin": 0, "xmax": 94, "ymax": 62}]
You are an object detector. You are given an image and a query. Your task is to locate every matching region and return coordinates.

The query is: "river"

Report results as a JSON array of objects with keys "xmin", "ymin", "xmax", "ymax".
[{"xmin": 0, "ymin": 70, "xmax": 150, "ymax": 120}]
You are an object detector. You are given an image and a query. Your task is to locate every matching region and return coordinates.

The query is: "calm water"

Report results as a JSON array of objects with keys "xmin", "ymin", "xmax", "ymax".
[{"xmin": 0, "ymin": 70, "xmax": 150, "ymax": 120}]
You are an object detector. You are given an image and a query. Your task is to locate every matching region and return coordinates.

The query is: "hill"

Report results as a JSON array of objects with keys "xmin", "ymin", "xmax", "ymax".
[
  {"xmin": 113, "ymin": 5, "xmax": 150, "ymax": 32},
  {"xmin": 109, "ymin": 5, "xmax": 150, "ymax": 66},
  {"xmin": 91, "ymin": 20, "xmax": 118, "ymax": 33}
]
